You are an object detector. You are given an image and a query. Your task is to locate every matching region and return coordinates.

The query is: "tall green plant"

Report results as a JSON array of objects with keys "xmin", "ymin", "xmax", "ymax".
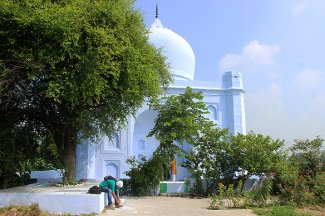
[
  {"xmin": 0, "ymin": 0, "xmax": 171, "ymax": 180},
  {"xmin": 149, "ymin": 87, "xmax": 215, "ymax": 158},
  {"xmin": 183, "ymin": 126, "xmax": 229, "ymax": 182}
]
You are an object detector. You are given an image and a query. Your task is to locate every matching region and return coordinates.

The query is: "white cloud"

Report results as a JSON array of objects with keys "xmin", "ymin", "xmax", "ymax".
[
  {"xmin": 246, "ymin": 83, "xmax": 283, "ymax": 117},
  {"xmin": 290, "ymin": 78, "xmax": 325, "ymax": 138},
  {"xmin": 245, "ymin": 83, "xmax": 288, "ymax": 138},
  {"xmin": 245, "ymin": 82, "xmax": 325, "ymax": 143},
  {"xmin": 291, "ymin": 1, "xmax": 325, "ymax": 16},
  {"xmin": 219, "ymin": 40, "xmax": 280, "ymax": 73},
  {"xmin": 220, "ymin": 42, "xmax": 325, "ymax": 143},
  {"xmin": 293, "ymin": 68, "xmax": 325, "ymax": 90},
  {"xmin": 297, "ymin": 93, "xmax": 325, "ymax": 139},
  {"xmin": 292, "ymin": 2, "xmax": 307, "ymax": 15},
  {"xmin": 268, "ymin": 83, "xmax": 282, "ymax": 98}
]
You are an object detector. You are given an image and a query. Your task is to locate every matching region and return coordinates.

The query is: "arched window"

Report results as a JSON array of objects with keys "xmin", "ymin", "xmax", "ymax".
[
  {"xmin": 103, "ymin": 133, "xmax": 119, "ymax": 150},
  {"xmin": 207, "ymin": 105, "xmax": 217, "ymax": 120},
  {"xmin": 105, "ymin": 161, "xmax": 119, "ymax": 179}
]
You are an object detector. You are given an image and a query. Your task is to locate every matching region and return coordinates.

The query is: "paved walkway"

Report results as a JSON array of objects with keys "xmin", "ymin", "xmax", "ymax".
[{"xmin": 100, "ymin": 196, "xmax": 256, "ymax": 216}]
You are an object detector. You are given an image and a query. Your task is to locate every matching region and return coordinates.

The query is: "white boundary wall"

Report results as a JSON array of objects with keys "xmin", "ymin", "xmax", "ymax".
[{"xmin": 0, "ymin": 183, "xmax": 107, "ymax": 214}]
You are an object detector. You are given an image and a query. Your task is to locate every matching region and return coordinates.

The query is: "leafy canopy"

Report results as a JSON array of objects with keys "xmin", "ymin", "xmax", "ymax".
[
  {"xmin": 0, "ymin": 0, "xmax": 171, "ymax": 179},
  {"xmin": 149, "ymin": 86, "xmax": 214, "ymax": 156},
  {"xmin": 0, "ymin": 0, "xmax": 171, "ymax": 136}
]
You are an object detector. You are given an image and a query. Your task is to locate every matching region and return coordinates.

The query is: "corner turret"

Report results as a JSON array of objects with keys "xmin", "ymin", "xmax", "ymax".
[
  {"xmin": 222, "ymin": 71, "xmax": 243, "ymax": 89},
  {"xmin": 221, "ymin": 71, "xmax": 246, "ymax": 135}
]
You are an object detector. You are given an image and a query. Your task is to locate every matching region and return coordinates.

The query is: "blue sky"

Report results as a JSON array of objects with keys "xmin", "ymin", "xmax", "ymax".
[{"xmin": 135, "ymin": 0, "xmax": 325, "ymax": 144}]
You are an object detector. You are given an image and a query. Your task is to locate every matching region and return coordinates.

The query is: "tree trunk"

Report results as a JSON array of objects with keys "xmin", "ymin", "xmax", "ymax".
[{"xmin": 62, "ymin": 123, "xmax": 77, "ymax": 181}]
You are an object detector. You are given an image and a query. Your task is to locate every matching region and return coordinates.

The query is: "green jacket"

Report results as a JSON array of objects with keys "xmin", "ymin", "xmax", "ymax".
[{"xmin": 99, "ymin": 179, "xmax": 116, "ymax": 191}]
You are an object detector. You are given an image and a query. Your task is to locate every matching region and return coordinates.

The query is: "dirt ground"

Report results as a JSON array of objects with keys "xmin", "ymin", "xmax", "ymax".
[{"xmin": 100, "ymin": 196, "xmax": 256, "ymax": 216}]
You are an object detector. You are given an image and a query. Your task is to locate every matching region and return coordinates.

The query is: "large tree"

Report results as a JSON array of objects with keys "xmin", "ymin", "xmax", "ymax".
[
  {"xmin": 184, "ymin": 131, "xmax": 286, "ymax": 185},
  {"xmin": 0, "ymin": 0, "xmax": 171, "ymax": 180}
]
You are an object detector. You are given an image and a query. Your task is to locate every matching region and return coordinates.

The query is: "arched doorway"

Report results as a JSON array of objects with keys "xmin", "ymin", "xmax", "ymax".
[{"xmin": 133, "ymin": 109, "xmax": 160, "ymax": 160}]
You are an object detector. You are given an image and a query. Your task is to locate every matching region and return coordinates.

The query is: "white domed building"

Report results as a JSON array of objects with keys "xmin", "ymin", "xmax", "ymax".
[
  {"xmin": 76, "ymin": 13, "xmax": 246, "ymax": 181},
  {"xmin": 149, "ymin": 17, "xmax": 195, "ymax": 81}
]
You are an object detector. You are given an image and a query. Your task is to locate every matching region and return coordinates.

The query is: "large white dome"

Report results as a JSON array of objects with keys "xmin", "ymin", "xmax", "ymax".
[{"xmin": 148, "ymin": 18, "xmax": 195, "ymax": 81}]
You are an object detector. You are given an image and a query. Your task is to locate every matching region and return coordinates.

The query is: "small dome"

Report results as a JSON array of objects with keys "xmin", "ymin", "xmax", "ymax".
[{"xmin": 148, "ymin": 18, "xmax": 195, "ymax": 81}]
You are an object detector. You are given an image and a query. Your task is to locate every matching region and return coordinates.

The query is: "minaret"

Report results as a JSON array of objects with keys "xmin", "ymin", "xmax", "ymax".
[{"xmin": 222, "ymin": 71, "xmax": 246, "ymax": 135}]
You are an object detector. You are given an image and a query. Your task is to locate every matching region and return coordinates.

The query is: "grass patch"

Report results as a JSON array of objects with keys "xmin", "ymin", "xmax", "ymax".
[
  {"xmin": 252, "ymin": 205, "xmax": 312, "ymax": 216},
  {"xmin": 0, "ymin": 203, "xmax": 43, "ymax": 216},
  {"xmin": 0, "ymin": 203, "xmax": 97, "ymax": 216},
  {"xmin": 298, "ymin": 205, "xmax": 325, "ymax": 216}
]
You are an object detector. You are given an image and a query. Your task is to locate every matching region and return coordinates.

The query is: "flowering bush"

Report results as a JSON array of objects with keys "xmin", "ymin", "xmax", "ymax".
[
  {"xmin": 275, "ymin": 137, "xmax": 325, "ymax": 206},
  {"xmin": 312, "ymin": 172, "xmax": 325, "ymax": 203}
]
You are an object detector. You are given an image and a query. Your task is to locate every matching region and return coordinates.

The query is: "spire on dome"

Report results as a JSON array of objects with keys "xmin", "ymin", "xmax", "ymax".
[{"xmin": 151, "ymin": 3, "xmax": 163, "ymax": 28}]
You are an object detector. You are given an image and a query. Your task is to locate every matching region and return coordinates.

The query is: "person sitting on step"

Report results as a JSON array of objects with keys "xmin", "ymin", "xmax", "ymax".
[{"xmin": 99, "ymin": 178, "xmax": 123, "ymax": 209}]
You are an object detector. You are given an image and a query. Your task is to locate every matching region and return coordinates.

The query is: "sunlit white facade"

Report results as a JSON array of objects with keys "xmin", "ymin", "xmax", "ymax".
[{"xmin": 76, "ymin": 17, "xmax": 246, "ymax": 181}]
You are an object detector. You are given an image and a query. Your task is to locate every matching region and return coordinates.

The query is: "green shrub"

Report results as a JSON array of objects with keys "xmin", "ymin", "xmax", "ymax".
[
  {"xmin": 208, "ymin": 193, "xmax": 223, "ymax": 210},
  {"xmin": 118, "ymin": 178, "xmax": 131, "ymax": 196},
  {"xmin": 190, "ymin": 178, "xmax": 206, "ymax": 197},
  {"xmin": 209, "ymin": 181, "xmax": 244, "ymax": 209},
  {"xmin": 312, "ymin": 172, "xmax": 325, "ymax": 203},
  {"xmin": 244, "ymin": 177, "xmax": 272, "ymax": 207},
  {"xmin": 125, "ymin": 155, "xmax": 164, "ymax": 196},
  {"xmin": 275, "ymin": 137, "xmax": 325, "ymax": 206}
]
